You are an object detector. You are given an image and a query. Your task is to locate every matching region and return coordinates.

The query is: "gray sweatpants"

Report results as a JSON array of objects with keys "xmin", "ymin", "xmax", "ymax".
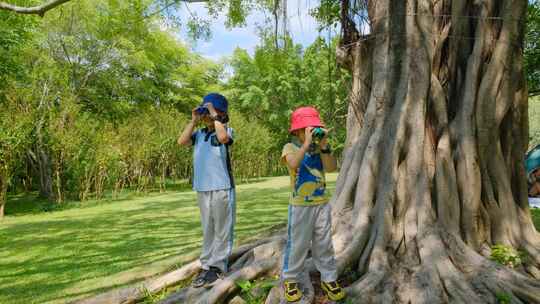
[
  {"xmin": 282, "ymin": 203, "xmax": 338, "ymax": 282},
  {"xmin": 197, "ymin": 188, "xmax": 236, "ymax": 272}
]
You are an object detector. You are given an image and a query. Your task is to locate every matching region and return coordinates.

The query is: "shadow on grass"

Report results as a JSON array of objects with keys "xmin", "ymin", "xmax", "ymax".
[
  {"xmin": 0, "ymin": 183, "xmax": 313, "ymax": 304},
  {"xmin": 4, "ymin": 177, "xmax": 273, "ymax": 217},
  {"xmin": 4, "ymin": 181, "xmax": 193, "ymax": 217}
]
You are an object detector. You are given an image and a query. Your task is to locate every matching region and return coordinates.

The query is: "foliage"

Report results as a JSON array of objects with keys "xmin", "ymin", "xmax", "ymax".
[
  {"xmin": 35, "ymin": 0, "xmax": 219, "ymax": 119},
  {"xmin": 0, "ymin": 0, "xmax": 301, "ymax": 206},
  {"xmin": 526, "ymin": 0, "xmax": 540, "ymax": 96},
  {"xmin": 236, "ymin": 279, "xmax": 276, "ymax": 304},
  {"xmin": 227, "ymin": 35, "xmax": 351, "ymax": 155},
  {"xmin": 0, "ymin": 87, "xmax": 34, "ymax": 212},
  {"xmin": 529, "ymin": 97, "xmax": 540, "ymax": 149},
  {"xmin": 228, "ymin": 110, "xmax": 283, "ymax": 179},
  {"xmin": 489, "ymin": 245, "xmax": 527, "ymax": 268},
  {"xmin": 495, "ymin": 292, "xmax": 512, "ymax": 304},
  {"xmin": 0, "ymin": 5, "xmax": 37, "ymax": 93},
  {"xmin": 310, "ymin": 0, "xmax": 341, "ymax": 29},
  {"xmin": 1, "ymin": 0, "xmax": 280, "ymax": 207}
]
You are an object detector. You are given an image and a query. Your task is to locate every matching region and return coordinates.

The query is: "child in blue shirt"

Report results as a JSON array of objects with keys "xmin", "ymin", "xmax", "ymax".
[{"xmin": 178, "ymin": 93, "xmax": 235, "ymax": 287}]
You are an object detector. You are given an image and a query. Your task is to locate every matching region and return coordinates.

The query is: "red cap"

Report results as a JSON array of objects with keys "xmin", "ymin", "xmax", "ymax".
[{"xmin": 289, "ymin": 106, "xmax": 324, "ymax": 132}]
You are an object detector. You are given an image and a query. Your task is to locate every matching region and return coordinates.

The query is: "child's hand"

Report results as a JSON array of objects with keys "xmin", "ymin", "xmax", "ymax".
[
  {"xmin": 318, "ymin": 128, "xmax": 330, "ymax": 149},
  {"xmin": 303, "ymin": 127, "xmax": 314, "ymax": 148},
  {"xmin": 191, "ymin": 107, "xmax": 201, "ymax": 122},
  {"xmin": 204, "ymin": 103, "xmax": 218, "ymax": 117}
]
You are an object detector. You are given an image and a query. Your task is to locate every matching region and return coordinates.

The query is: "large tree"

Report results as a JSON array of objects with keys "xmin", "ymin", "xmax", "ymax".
[{"xmin": 328, "ymin": 0, "xmax": 540, "ymax": 302}]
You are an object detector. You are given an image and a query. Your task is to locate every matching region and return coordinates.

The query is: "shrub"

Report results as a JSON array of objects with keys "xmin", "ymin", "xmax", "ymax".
[{"xmin": 490, "ymin": 244, "xmax": 526, "ymax": 268}]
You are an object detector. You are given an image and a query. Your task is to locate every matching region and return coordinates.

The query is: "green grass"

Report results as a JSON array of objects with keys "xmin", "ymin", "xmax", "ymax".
[
  {"xmin": 532, "ymin": 208, "xmax": 540, "ymax": 231},
  {"xmin": 0, "ymin": 174, "xmax": 337, "ymax": 304}
]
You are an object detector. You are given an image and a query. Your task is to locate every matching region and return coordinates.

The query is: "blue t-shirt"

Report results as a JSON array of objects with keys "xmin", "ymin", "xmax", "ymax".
[
  {"xmin": 191, "ymin": 127, "xmax": 235, "ymax": 191},
  {"xmin": 281, "ymin": 142, "xmax": 329, "ymax": 205}
]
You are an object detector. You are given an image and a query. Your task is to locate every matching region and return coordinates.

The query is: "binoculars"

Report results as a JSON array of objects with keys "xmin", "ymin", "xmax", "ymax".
[
  {"xmin": 195, "ymin": 107, "xmax": 209, "ymax": 115},
  {"xmin": 312, "ymin": 127, "xmax": 325, "ymax": 141}
]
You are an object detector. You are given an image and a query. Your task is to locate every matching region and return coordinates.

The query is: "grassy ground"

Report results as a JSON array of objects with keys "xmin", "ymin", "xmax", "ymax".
[
  {"xmin": 0, "ymin": 174, "xmax": 337, "ymax": 304},
  {"xmin": 532, "ymin": 208, "xmax": 540, "ymax": 230},
  {"xmin": 0, "ymin": 174, "xmax": 538, "ymax": 304}
]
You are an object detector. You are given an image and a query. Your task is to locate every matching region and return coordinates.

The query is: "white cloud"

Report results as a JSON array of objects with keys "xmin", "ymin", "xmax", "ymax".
[{"xmin": 174, "ymin": 0, "xmax": 326, "ymax": 61}]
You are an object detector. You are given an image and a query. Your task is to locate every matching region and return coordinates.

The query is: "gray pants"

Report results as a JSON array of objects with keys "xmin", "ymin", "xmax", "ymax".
[
  {"xmin": 197, "ymin": 188, "xmax": 236, "ymax": 272},
  {"xmin": 282, "ymin": 203, "xmax": 338, "ymax": 282}
]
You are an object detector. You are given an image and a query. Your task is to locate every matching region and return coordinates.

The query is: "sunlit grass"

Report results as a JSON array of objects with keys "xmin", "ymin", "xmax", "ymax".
[
  {"xmin": 532, "ymin": 208, "xmax": 540, "ymax": 232},
  {"xmin": 0, "ymin": 174, "xmax": 336, "ymax": 304}
]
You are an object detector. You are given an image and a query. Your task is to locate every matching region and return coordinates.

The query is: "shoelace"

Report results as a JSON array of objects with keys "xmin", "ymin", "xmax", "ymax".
[
  {"xmin": 325, "ymin": 282, "xmax": 340, "ymax": 291},
  {"xmin": 286, "ymin": 283, "xmax": 299, "ymax": 296}
]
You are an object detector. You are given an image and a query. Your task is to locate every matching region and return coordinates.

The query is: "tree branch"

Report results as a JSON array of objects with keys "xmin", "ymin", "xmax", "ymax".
[
  {"xmin": 0, "ymin": 0, "xmax": 208, "ymax": 16},
  {"xmin": 0, "ymin": 0, "xmax": 73, "ymax": 16}
]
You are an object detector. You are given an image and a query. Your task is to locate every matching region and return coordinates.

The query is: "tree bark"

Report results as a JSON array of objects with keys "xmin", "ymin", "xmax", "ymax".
[
  {"xmin": 37, "ymin": 147, "xmax": 54, "ymax": 200},
  {"xmin": 0, "ymin": 172, "xmax": 7, "ymax": 219},
  {"xmin": 327, "ymin": 0, "xmax": 540, "ymax": 302}
]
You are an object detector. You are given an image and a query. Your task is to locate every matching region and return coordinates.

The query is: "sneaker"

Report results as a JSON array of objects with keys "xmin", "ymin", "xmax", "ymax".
[
  {"xmin": 205, "ymin": 266, "xmax": 223, "ymax": 285},
  {"xmin": 192, "ymin": 269, "xmax": 209, "ymax": 288},
  {"xmin": 321, "ymin": 281, "xmax": 346, "ymax": 301},
  {"xmin": 283, "ymin": 280, "xmax": 303, "ymax": 302}
]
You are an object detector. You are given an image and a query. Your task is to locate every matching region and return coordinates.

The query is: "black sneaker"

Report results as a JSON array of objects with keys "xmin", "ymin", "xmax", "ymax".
[
  {"xmin": 192, "ymin": 269, "xmax": 209, "ymax": 288},
  {"xmin": 205, "ymin": 266, "xmax": 223, "ymax": 285}
]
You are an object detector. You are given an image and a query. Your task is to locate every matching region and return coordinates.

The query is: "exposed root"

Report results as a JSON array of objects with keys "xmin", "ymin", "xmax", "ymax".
[
  {"xmin": 73, "ymin": 260, "xmax": 201, "ymax": 304},
  {"xmin": 160, "ymin": 238, "xmax": 284, "ymax": 304}
]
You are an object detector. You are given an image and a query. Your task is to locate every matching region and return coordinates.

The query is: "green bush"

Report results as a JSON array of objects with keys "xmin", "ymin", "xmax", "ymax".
[
  {"xmin": 495, "ymin": 291, "xmax": 512, "ymax": 304},
  {"xmin": 490, "ymin": 244, "xmax": 526, "ymax": 268},
  {"xmin": 229, "ymin": 110, "xmax": 285, "ymax": 180},
  {"xmin": 236, "ymin": 279, "xmax": 276, "ymax": 304},
  {"xmin": 529, "ymin": 96, "xmax": 540, "ymax": 149}
]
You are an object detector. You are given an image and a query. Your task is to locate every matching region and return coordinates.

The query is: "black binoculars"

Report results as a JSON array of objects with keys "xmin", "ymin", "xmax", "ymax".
[{"xmin": 195, "ymin": 107, "xmax": 209, "ymax": 115}]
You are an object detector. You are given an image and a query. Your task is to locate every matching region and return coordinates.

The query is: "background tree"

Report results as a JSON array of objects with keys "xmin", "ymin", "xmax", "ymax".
[
  {"xmin": 525, "ymin": 0, "xmax": 540, "ymax": 97},
  {"xmin": 0, "ymin": 92, "xmax": 33, "ymax": 218},
  {"xmin": 227, "ymin": 34, "xmax": 351, "ymax": 155}
]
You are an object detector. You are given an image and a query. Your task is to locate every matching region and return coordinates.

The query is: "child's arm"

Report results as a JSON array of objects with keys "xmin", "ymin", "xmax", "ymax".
[
  {"xmin": 320, "ymin": 147, "xmax": 337, "ymax": 172},
  {"xmin": 177, "ymin": 108, "xmax": 199, "ymax": 146},
  {"xmin": 319, "ymin": 131, "xmax": 337, "ymax": 172},
  {"xmin": 530, "ymin": 182, "xmax": 540, "ymax": 197},
  {"xmin": 206, "ymin": 103, "xmax": 230, "ymax": 144},
  {"xmin": 285, "ymin": 128, "xmax": 313, "ymax": 170}
]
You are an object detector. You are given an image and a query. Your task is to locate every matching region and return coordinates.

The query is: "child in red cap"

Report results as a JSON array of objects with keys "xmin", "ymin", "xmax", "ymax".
[{"xmin": 281, "ymin": 106, "xmax": 345, "ymax": 302}]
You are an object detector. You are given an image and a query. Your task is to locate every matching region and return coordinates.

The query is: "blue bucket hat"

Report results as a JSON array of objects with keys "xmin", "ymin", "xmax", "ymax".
[
  {"xmin": 526, "ymin": 145, "xmax": 540, "ymax": 176},
  {"xmin": 196, "ymin": 93, "xmax": 228, "ymax": 115}
]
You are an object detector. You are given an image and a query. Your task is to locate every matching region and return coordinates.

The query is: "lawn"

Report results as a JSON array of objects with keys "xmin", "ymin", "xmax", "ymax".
[
  {"xmin": 532, "ymin": 208, "xmax": 540, "ymax": 231},
  {"xmin": 0, "ymin": 174, "xmax": 337, "ymax": 304},
  {"xmin": 0, "ymin": 174, "xmax": 538, "ymax": 304}
]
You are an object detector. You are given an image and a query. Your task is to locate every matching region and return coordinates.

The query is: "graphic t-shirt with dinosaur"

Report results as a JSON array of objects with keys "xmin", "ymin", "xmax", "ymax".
[{"xmin": 281, "ymin": 142, "xmax": 329, "ymax": 206}]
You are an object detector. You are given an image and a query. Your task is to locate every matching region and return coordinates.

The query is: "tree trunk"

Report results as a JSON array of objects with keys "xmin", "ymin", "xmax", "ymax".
[
  {"xmin": 151, "ymin": 0, "xmax": 540, "ymax": 303},
  {"xmin": 36, "ymin": 146, "xmax": 54, "ymax": 200},
  {"xmin": 0, "ymin": 172, "xmax": 6, "ymax": 219},
  {"xmin": 35, "ymin": 81, "xmax": 54, "ymax": 201},
  {"xmin": 328, "ymin": 0, "xmax": 540, "ymax": 302}
]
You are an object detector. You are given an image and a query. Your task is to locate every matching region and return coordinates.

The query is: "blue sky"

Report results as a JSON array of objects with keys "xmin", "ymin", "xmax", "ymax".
[{"xmin": 175, "ymin": 0, "xmax": 332, "ymax": 61}]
